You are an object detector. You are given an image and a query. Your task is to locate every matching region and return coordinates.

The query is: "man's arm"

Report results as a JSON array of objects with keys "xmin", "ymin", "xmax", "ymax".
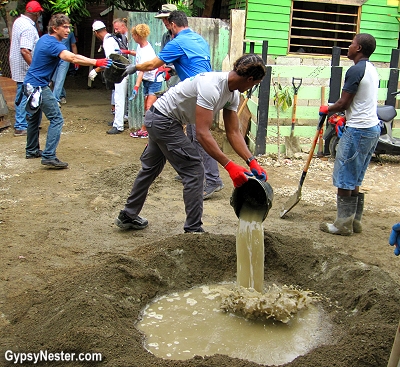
[
  {"xmin": 136, "ymin": 57, "xmax": 164, "ymax": 72},
  {"xmin": 59, "ymin": 50, "xmax": 107, "ymax": 67},
  {"xmin": 327, "ymin": 90, "xmax": 355, "ymax": 113},
  {"xmin": 71, "ymin": 43, "xmax": 78, "ymax": 54},
  {"xmin": 20, "ymin": 48, "xmax": 33, "ymax": 65}
]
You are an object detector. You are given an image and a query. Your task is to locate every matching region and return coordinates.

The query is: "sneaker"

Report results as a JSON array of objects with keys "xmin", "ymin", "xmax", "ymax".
[
  {"xmin": 185, "ymin": 227, "xmax": 205, "ymax": 234},
  {"xmin": 41, "ymin": 158, "xmax": 68, "ymax": 169},
  {"xmin": 14, "ymin": 129, "xmax": 27, "ymax": 137},
  {"xmin": 114, "ymin": 210, "xmax": 148, "ymax": 230},
  {"xmin": 60, "ymin": 97, "xmax": 67, "ymax": 104},
  {"xmin": 203, "ymin": 183, "xmax": 224, "ymax": 200},
  {"xmin": 107, "ymin": 127, "xmax": 123, "ymax": 134},
  {"xmin": 137, "ymin": 130, "xmax": 148, "ymax": 138},
  {"xmin": 26, "ymin": 150, "xmax": 42, "ymax": 159},
  {"xmin": 130, "ymin": 130, "xmax": 148, "ymax": 138}
]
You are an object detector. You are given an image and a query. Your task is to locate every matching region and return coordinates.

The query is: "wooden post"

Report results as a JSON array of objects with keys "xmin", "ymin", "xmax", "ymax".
[
  {"xmin": 385, "ymin": 49, "xmax": 400, "ymax": 107},
  {"xmin": 255, "ymin": 41, "xmax": 270, "ymax": 156},
  {"xmin": 325, "ymin": 46, "xmax": 342, "ymax": 155}
]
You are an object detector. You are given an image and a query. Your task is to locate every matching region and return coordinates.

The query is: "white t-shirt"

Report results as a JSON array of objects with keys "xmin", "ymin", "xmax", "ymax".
[
  {"xmin": 135, "ymin": 43, "xmax": 157, "ymax": 81},
  {"xmin": 154, "ymin": 72, "xmax": 240, "ymax": 125},
  {"xmin": 342, "ymin": 59, "xmax": 379, "ymax": 128},
  {"xmin": 102, "ymin": 34, "xmax": 119, "ymax": 58}
]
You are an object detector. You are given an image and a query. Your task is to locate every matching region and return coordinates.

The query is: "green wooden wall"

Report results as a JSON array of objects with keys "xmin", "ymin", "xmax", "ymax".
[
  {"xmin": 244, "ymin": 0, "xmax": 399, "ymax": 62},
  {"xmin": 360, "ymin": 0, "xmax": 399, "ymax": 63}
]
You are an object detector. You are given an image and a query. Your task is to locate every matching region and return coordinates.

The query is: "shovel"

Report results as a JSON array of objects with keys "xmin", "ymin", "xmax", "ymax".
[
  {"xmin": 280, "ymin": 113, "xmax": 327, "ymax": 218},
  {"xmin": 238, "ymin": 85, "xmax": 257, "ymax": 117},
  {"xmin": 285, "ymin": 78, "xmax": 302, "ymax": 157}
]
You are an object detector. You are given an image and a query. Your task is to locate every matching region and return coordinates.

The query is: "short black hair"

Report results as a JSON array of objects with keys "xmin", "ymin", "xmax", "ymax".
[
  {"xmin": 233, "ymin": 54, "xmax": 266, "ymax": 81},
  {"xmin": 355, "ymin": 33, "xmax": 376, "ymax": 58},
  {"xmin": 168, "ymin": 11, "xmax": 188, "ymax": 27}
]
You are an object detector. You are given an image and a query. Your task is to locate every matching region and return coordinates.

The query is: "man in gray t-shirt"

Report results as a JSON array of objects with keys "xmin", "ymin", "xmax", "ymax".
[{"xmin": 114, "ymin": 54, "xmax": 269, "ymax": 234}]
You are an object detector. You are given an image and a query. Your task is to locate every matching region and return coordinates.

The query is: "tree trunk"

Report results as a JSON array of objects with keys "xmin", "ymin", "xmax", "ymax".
[{"xmin": 202, "ymin": 0, "xmax": 215, "ymax": 17}]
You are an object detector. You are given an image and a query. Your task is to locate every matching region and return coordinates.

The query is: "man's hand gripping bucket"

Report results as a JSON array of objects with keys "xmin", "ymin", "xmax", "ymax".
[{"xmin": 230, "ymin": 177, "xmax": 274, "ymax": 222}]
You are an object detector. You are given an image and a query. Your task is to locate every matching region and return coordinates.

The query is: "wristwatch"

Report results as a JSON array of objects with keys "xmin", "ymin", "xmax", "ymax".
[{"xmin": 246, "ymin": 156, "xmax": 256, "ymax": 166}]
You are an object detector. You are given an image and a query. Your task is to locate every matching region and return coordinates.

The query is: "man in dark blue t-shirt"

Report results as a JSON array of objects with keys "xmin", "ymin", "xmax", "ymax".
[{"xmin": 25, "ymin": 13, "xmax": 111, "ymax": 168}]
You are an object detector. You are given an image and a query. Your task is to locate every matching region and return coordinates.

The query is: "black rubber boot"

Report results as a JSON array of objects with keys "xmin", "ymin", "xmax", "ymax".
[
  {"xmin": 353, "ymin": 193, "xmax": 364, "ymax": 233},
  {"xmin": 320, "ymin": 195, "xmax": 357, "ymax": 236}
]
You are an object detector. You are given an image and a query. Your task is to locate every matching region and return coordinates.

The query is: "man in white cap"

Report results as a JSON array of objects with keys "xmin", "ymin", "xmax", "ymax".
[
  {"xmin": 154, "ymin": 3, "xmax": 179, "ymax": 88},
  {"xmin": 9, "ymin": 0, "xmax": 42, "ymax": 137},
  {"xmin": 90, "ymin": 20, "xmax": 128, "ymax": 134}
]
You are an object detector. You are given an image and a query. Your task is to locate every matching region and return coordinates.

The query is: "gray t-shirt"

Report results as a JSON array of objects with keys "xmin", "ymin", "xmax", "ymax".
[{"xmin": 153, "ymin": 72, "xmax": 240, "ymax": 125}]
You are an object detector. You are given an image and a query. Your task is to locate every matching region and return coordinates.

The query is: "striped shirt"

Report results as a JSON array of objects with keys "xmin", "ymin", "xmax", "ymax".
[{"xmin": 9, "ymin": 14, "xmax": 39, "ymax": 82}]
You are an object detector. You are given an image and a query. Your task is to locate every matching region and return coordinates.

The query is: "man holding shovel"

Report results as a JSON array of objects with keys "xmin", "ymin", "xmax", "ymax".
[{"xmin": 319, "ymin": 33, "xmax": 380, "ymax": 236}]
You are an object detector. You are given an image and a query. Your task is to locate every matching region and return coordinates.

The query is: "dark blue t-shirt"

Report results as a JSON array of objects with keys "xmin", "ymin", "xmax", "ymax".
[
  {"xmin": 24, "ymin": 34, "xmax": 67, "ymax": 87},
  {"xmin": 158, "ymin": 28, "xmax": 211, "ymax": 80}
]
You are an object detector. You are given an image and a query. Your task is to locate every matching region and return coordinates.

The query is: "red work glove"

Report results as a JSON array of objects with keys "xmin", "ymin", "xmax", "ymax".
[
  {"xmin": 74, "ymin": 64, "xmax": 79, "ymax": 70},
  {"xmin": 225, "ymin": 161, "xmax": 253, "ymax": 188},
  {"xmin": 249, "ymin": 159, "xmax": 267, "ymax": 181},
  {"xmin": 155, "ymin": 66, "xmax": 171, "ymax": 81},
  {"xmin": 120, "ymin": 49, "xmax": 131, "ymax": 55},
  {"xmin": 319, "ymin": 105, "xmax": 329, "ymax": 115},
  {"xmin": 95, "ymin": 58, "xmax": 112, "ymax": 68}
]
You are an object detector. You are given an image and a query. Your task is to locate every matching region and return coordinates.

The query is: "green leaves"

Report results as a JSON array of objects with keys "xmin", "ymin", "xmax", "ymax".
[
  {"xmin": 273, "ymin": 82, "xmax": 292, "ymax": 112},
  {"xmin": 43, "ymin": 0, "xmax": 90, "ymax": 24}
]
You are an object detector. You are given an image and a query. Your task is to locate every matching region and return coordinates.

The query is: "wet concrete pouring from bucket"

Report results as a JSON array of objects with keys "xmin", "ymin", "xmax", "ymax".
[
  {"xmin": 2, "ymin": 233, "xmax": 400, "ymax": 366},
  {"xmin": 138, "ymin": 183, "xmax": 329, "ymax": 365}
]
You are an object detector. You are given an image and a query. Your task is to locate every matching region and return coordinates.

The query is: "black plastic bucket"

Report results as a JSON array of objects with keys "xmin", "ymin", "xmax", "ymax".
[
  {"xmin": 230, "ymin": 177, "xmax": 273, "ymax": 222},
  {"xmin": 104, "ymin": 53, "xmax": 131, "ymax": 84}
]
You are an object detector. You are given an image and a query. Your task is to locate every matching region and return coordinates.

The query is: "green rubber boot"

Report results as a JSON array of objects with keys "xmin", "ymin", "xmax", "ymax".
[
  {"xmin": 353, "ymin": 193, "xmax": 364, "ymax": 233},
  {"xmin": 320, "ymin": 195, "xmax": 357, "ymax": 236}
]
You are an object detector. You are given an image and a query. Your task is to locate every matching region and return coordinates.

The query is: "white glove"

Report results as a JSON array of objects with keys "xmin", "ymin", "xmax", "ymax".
[{"xmin": 88, "ymin": 69, "xmax": 98, "ymax": 81}]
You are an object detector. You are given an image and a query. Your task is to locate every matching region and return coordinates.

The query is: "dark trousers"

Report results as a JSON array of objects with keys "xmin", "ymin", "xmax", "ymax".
[{"xmin": 124, "ymin": 109, "xmax": 204, "ymax": 232}]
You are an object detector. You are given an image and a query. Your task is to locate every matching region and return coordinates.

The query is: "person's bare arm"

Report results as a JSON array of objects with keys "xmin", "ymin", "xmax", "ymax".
[
  {"xmin": 328, "ymin": 90, "xmax": 355, "ymax": 113},
  {"xmin": 71, "ymin": 43, "xmax": 78, "ymax": 54},
  {"xmin": 20, "ymin": 48, "xmax": 33, "ymax": 65},
  {"xmin": 136, "ymin": 57, "xmax": 164, "ymax": 72},
  {"xmin": 195, "ymin": 106, "xmax": 252, "ymax": 167},
  {"xmin": 59, "ymin": 50, "xmax": 97, "ymax": 66}
]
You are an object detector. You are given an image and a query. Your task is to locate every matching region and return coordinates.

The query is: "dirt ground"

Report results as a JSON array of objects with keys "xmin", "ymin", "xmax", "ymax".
[{"xmin": 1, "ymin": 74, "xmax": 400, "ymax": 367}]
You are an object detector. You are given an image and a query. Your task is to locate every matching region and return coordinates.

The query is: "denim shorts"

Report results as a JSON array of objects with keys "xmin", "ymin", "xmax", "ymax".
[
  {"xmin": 142, "ymin": 80, "xmax": 162, "ymax": 96},
  {"xmin": 333, "ymin": 125, "xmax": 380, "ymax": 190}
]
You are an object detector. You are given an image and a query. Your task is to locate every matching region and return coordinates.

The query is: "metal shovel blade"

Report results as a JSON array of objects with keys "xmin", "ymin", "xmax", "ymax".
[{"xmin": 280, "ymin": 185, "xmax": 302, "ymax": 218}]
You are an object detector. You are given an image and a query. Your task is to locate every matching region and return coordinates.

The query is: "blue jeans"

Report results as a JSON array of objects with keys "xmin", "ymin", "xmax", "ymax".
[
  {"xmin": 52, "ymin": 60, "xmax": 69, "ymax": 101},
  {"xmin": 14, "ymin": 82, "xmax": 28, "ymax": 130},
  {"xmin": 142, "ymin": 80, "xmax": 162, "ymax": 96},
  {"xmin": 333, "ymin": 125, "xmax": 380, "ymax": 190},
  {"xmin": 26, "ymin": 86, "xmax": 64, "ymax": 160}
]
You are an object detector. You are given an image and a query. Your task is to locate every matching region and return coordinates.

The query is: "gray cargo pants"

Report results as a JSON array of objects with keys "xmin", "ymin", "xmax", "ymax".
[
  {"xmin": 186, "ymin": 124, "xmax": 223, "ymax": 188},
  {"xmin": 123, "ymin": 107, "xmax": 204, "ymax": 232}
]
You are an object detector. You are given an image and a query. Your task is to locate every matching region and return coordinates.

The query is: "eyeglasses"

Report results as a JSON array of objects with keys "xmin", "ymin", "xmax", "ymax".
[{"xmin": 60, "ymin": 25, "xmax": 71, "ymax": 29}]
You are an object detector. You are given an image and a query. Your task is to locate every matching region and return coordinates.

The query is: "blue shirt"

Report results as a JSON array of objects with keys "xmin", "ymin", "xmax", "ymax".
[
  {"xmin": 24, "ymin": 34, "xmax": 67, "ymax": 87},
  {"xmin": 62, "ymin": 31, "xmax": 76, "ymax": 51},
  {"xmin": 158, "ymin": 28, "xmax": 211, "ymax": 80}
]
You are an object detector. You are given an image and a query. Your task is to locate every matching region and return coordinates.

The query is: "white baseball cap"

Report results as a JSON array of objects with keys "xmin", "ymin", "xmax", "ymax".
[
  {"xmin": 92, "ymin": 20, "xmax": 106, "ymax": 31},
  {"xmin": 154, "ymin": 4, "xmax": 177, "ymax": 18}
]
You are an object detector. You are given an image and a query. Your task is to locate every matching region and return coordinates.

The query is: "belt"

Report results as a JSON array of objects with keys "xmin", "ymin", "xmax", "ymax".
[{"xmin": 149, "ymin": 105, "xmax": 166, "ymax": 117}]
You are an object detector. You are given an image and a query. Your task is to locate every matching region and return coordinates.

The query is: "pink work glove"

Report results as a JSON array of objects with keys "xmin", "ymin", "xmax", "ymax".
[{"xmin": 225, "ymin": 161, "xmax": 253, "ymax": 188}]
